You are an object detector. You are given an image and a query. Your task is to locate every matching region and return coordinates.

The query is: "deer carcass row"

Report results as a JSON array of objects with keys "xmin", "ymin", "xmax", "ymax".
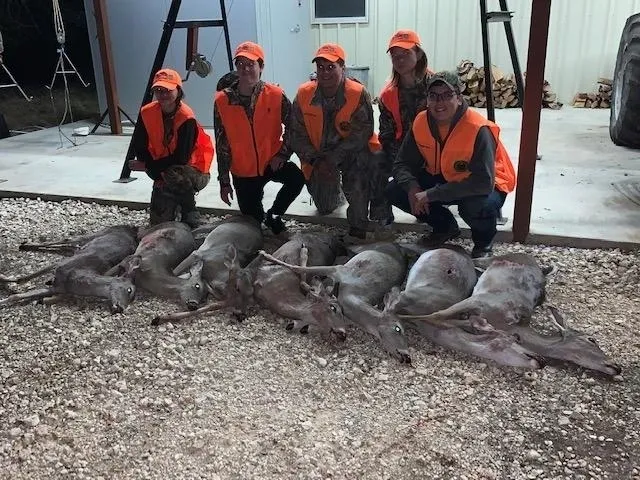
[
  {"xmin": 400, "ymin": 253, "xmax": 621, "ymax": 376},
  {"xmin": 172, "ymin": 215, "xmax": 263, "ymax": 299},
  {"xmin": 152, "ymin": 232, "xmax": 347, "ymax": 339},
  {"xmin": 259, "ymin": 242, "xmax": 412, "ymax": 364},
  {"xmin": 0, "ymin": 225, "xmax": 139, "ymax": 313},
  {"xmin": 394, "ymin": 247, "xmax": 545, "ymax": 369},
  {"xmin": 109, "ymin": 221, "xmax": 207, "ymax": 310}
]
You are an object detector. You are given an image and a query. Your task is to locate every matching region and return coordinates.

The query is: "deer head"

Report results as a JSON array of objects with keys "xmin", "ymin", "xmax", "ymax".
[
  {"xmin": 304, "ymin": 277, "xmax": 347, "ymax": 341},
  {"xmin": 376, "ymin": 287, "xmax": 411, "ymax": 364},
  {"xmin": 221, "ymin": 245, "xmax": 254, "ymax": 321},
  {"xmin": 176, "ymin": 258, "xmax": 208, "ymax": 310}
]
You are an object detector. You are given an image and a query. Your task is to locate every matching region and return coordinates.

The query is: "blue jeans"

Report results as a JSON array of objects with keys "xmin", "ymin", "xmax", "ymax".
[{"xmin": 385, "ymin": 170, "xmax": 507, "ymax": 247}]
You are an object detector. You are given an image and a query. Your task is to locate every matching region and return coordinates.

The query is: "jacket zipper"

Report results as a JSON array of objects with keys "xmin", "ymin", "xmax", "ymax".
[{"xmin": 248, "ymin": 116, "xmax": 260, "ymax": 176}]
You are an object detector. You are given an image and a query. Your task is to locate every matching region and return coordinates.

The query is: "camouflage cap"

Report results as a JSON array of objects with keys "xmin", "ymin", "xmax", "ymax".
[{"xmin": 427, "ymin": 70, "xmax": 463, "ymax": 92}]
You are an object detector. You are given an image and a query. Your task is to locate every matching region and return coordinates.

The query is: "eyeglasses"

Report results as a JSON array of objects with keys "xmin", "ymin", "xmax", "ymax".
[
  {"xmin": 316, "ymin": 63, "xmax": 338, "ymax": 72},
  {"xmin": 389, "ymin": 50, "xmax": 411, "ymax": 60},
  {"xmin": 235, "ymin": 59, "xmax": 257, "ymax": 70},
  {"xmin": 428, "ymin": 91, "xmax": 456, "ymax": 102},
  {"xmin": 152, "ymin": 87, "xmax": 173, "ymax": 95}
]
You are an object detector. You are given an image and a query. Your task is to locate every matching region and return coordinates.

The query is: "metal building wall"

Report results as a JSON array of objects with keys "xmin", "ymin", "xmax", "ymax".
[
  {"xmin": 312, "ymin": 0, "xmax": 640, "ymax": 103},
  {"xmin": 84, "ymin": 0, "xmax": 257, "ymax": 126}
]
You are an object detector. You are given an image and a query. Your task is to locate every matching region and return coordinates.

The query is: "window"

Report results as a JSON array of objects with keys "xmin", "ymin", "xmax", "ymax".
[{"xmin": 311, "ymin": 0, "xmax": 368, "ymax": 24}]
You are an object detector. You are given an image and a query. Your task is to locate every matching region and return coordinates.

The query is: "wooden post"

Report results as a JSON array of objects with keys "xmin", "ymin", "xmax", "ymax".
[
  {"xmin": 93, "ymin": 0, "xmax": 122, "ymax": 134},
  {"xmin": 512, "ymin": 0, "xmax": 552, "ymax": 243}
]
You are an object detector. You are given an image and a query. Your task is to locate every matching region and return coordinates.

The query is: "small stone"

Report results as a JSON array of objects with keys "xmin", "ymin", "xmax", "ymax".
[
  {"xmin": 9, "ymin": 427, "xmax": 22, "ymax": 438},
  {"xmin": 23, "ymin": 414, "xmax": 40, "ymax": 428},
  {"xmin": 558, "ymin": 415, "xmax": 570, "ymax": 426},
  {"xmin": 525, "ymin": 449, "xmax": 541, "ymax": 462},
  {"xmin": 316, "ymin": 357, "xmax": 328, "ymax": 368},
  {"xmin": 35, "ymin": 425, "xmax": 50, "ymax": 437}
]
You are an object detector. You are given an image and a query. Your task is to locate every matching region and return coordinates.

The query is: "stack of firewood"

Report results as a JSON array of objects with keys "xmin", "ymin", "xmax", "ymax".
[
  {"xmin": 456, "ymin": 60, "xmax": 563, "ymax": 109},
  {"xmin": 572, "ymin": 78, "xmax": 613, "ymax": 108}
]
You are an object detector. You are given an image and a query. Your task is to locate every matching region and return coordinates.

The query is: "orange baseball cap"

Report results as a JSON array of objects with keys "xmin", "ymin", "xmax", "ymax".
[
  {"xmin": 313, "ymin": 43, "xmax": 346, "ymax": 63},
  {"xmin": 151, "ymin": 68, "xmax": 182, "ymax": 90},
  {"xmin": 234, "ymin": 41, "xmax": 265, "ymax": 62},
  {"xmin": 387, "ymin": 29, "xmax": 421, "ymax": 51}
]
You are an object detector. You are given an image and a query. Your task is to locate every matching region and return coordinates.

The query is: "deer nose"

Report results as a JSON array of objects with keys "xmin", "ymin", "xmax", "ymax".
[
  {"xmin": 606, "ymin": 363, "xmax": 622, "ymax": 376},
  {"xmin": 299, "ymin": 325, "xmax": 309, "ymax": 335},
  {"xmin": 398, "ymin": 351, "xmax": 412, "ymax": 365},
  {"xmin": 186, "ymin": 300, "xmax": 199, "ymax": 311},
  {"xmin": 527, "ymin": 353, "xmax": 546, "ymax": 369},
  {"xmin": 332, "ymin": 329, "xmax": 347, "ymax": 342},
  {"xmin": 285, "ymin": 321, "xmax": 295, "ymax": 331},
  {"xmin": 110, "ymin": 304, "xmax": 123, "ymax": 314}
]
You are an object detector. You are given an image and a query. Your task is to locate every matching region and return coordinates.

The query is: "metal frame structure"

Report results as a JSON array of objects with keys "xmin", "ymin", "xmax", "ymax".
[{"xmin": 114, "ymin": 0, "xmax": 234, "ymax": 183}]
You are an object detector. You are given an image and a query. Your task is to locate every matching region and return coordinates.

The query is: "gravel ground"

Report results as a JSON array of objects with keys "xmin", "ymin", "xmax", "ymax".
[{"xmin": 0, "ymin": 197, "xmax": 639, "ymax": 480}]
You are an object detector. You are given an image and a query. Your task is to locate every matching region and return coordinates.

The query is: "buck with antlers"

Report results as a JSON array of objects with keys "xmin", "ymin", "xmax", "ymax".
[{"xmin": 0, "ymin": 225, "xmax": 139, "ymax": 313}]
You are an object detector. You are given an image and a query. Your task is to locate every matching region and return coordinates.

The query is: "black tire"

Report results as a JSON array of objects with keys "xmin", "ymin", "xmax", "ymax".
[{"xmin": 610, "ymin": 13, "xmax": 640, "ymax": 148}]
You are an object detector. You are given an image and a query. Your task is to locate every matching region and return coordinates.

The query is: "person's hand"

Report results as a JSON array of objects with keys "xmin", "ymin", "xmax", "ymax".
[
  {"xmin": 220, "ymin": 183, "xmax": 234, "ymax": 206},
  {"xmin": 413, "ymin": 190, "xmax": 430, "ymax": 215},
  {"xmin": 408, "ymin": 186, "xmax": 424, "ymax": 216},
  {"xmin": 128, "ymin": 159, "xmax": 146, "ymax": 171},
  {"xmin": 269, "ymin": 156, "xmax": 285, "ymax": 171}
]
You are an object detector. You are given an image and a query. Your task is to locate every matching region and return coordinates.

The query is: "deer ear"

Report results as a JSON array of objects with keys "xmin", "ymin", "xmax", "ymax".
[
  {"xmin": 547, "ymin": 304, "xmax": 568, "ymax": 335},
  {"xmin": 124, "ymin": 255, "xmax": 142, "ymax": 277},
  {"xmin": 189, "ymin": 258, "xmax": 204, "ymax": 277},
  {"xmin": 224, "ymin": 244, "xmax": 237, "ymax": 270},
  {"xmin": 383, "ymin": 286, "xmax": 401, "ymax": 312},
  {"xmin": 325, "ymin": 279, "xmax": 340, "ymax": 297}
]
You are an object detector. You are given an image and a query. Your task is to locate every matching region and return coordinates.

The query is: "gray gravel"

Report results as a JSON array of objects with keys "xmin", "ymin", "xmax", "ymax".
[{"xmin": 0, "ymin": 197, "xmax": 639, "ymax": 480}]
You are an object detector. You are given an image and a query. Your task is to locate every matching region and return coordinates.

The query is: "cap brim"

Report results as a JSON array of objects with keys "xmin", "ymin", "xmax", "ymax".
[
  {"xmin": 387, "ymin": 41, "xmax": 418, "ymax": 52},
  {"xmin": 428, "ymin": 79, "xmax": 457, "ymax": 91},
  {"xmin": 234, "ymin": 52, "xmax": 261, "ymax": 62},
  {"xmin": 152, "ymin": 80, "xmax": 178, "ymax": 90},
  {"xmin": 313, "ymin": 53, "xmax": 342, "ymax": 63}
]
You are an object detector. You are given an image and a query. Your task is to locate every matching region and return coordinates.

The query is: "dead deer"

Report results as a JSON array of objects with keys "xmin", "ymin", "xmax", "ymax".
[
  {"xmin": 172, "ymin": 215, "xmax": 264, "ymax": 299},
  {"xmin": 108, "ymin": 221, "xmax": 207, "ymax": 310},
  {"xmin": 394, "ymin": 247, "xmax": 545, "ymax": 369},
  {"xmin": 400, "ymin": 253, "xmax": 621, "ymax": 376},
  {"xmin": 0, "ymin": 225, "xmax": 139, "ymax": 313},
  {"xmin": 152, "ymin": 233, "xmax": 347, "ymax": 339},
  {"xmin": 259, "ymin": 242, "xmax": 412, "ymax": 364}
]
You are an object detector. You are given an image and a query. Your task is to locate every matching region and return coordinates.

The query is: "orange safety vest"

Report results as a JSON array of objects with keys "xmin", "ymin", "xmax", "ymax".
[
  {"xmin": 379, "ymin": 83, "xmax": 403, "ymax": 141},
  {"xmin": 412, "ymin": 108, "xmax": 516, "ymax": 194},
  {"xmin": 295, "ymin": 78, "xmax": 381, "ymax": 180},
  {"xmin": 140, "ymin": 101, "xmax": 214, "ymax": 174},
  {"xmin": 214, "ymin": 83, "xmax": 284, "ymax": 178}
]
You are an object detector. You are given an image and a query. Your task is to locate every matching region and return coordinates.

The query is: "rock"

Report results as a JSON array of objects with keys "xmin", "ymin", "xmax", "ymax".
[
  {"xmin": 558, "ymin": 416, "xmax": 570, "ymax": 426},
  {"xmin": 316, "ymin": 357, "xmax": 328, "ymax": 368},
  {"xmin": 525, "ymin": 449, "xmax": 541, "ymax": 462},
  {"xmin": 8, "ymin": 427, "xmax": 22, "ymax": 438},
  {"xmin": 23, "ymin": 414, "xmax": 40, "ymax": 428}
]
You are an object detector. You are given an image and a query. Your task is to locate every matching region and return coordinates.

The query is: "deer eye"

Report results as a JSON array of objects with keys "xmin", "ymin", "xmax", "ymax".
[
  {"xmin": 587, "ymin": 337, "xmax": 598, "ymax": 345},
  {"xmin": 394, "ymin": 325, "xmax": 402, "ymax": 333},
  {"xmin": 195, "ymin": 283, "xmax": 201, "ymax": 290},
  {"xmin": 330, "ymin": 305, "xmax": 337, "ymax": 313},
  {"xmin": 127, "ymin": 287, "xmax": 132, "ymax": 294}
]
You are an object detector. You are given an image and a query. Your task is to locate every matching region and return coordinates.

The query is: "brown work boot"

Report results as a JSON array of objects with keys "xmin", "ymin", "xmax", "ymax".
[{"xmin": 418, "ymin": 226, "xmax": 461, "ymax": 248}]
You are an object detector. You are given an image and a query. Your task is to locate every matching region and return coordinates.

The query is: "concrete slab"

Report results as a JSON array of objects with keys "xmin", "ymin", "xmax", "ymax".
[{"xmin": 1, "ymin": 107, "xmax": 639, "ymax": 249}]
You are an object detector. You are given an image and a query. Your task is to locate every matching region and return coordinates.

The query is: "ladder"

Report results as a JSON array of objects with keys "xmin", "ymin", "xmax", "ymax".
[{"xmin": 479, "ymin": 0, "xmax": 525, "ymax": 122}]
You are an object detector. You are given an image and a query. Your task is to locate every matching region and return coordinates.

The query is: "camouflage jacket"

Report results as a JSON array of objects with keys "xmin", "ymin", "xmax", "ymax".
[
  {"xmin": 290, "ymin": 77, "xmax": 374, "ymax": 163},
  {"xmin": 214, "ymin": 80, "xmax": 293, "ymax": 184},
  {"xmin": 378, "ymin": 76, "xmax": 430, "ymax": 163}
]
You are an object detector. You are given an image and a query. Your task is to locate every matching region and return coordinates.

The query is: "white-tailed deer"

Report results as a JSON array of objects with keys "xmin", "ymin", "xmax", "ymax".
[
  {"xmin": 394, "ymin": 247, "xmax": 545, "ymax": 369},
  {"xmin": 108, "ymin": 222, "xmax": 207, "ymax": 310},
  {"xmin": 0, "ymin": 225, "xmax": 139, "ymax": 313},
  {"xmin": 172, "ymin": 215, "xmax": 264, "ymax": 299},
  {"xmin": 400, "ymin": 253, "xmax": 621, "ymax": 376},
  {"xmin": 152, "ymin": 232, "xmax": 347, "ymax": 340},
  {"xmin": 259, "ymin": 242, "xmax": 412, "ymax": 364}
]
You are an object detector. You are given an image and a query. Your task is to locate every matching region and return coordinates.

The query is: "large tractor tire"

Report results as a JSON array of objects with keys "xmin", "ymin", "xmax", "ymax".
[{"xmin": 610, "ymin": 13, "xmax": 640, "ymax": 148}]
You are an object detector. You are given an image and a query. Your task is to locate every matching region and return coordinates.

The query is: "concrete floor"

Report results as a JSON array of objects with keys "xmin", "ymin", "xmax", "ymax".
[{"xmin": 1, "ymin": 106, "xmax": 639, "ymax": 249}]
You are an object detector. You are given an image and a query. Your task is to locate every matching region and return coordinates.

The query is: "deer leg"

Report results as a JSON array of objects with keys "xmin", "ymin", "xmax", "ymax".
[
  {"xmin": 0, "ymin": 288, "xmax": 54, "ymax": 307},
  {"xmin": 0, "ymin": 264, "xmax": 56, "ymax": 284},
  {"xmin": 18, "ymin": 229, "xmax": 105, "ymax": 254},
  {"xmin": 298, "ymin": 243, "xmax": 311, "ymax": 292},
  {"xmin": 396, "ymin": 298, "xmax": 483, "ymax": 326},
  {"xmin": 258, "ymin": 250, "xmax": 340, "ymax": 277},
  {"xmin": 151, "ymin": 300, "xmax": 227, "ymax": 326},
  {"xmin": 41, "ymin": 295, "xmax": 66, "ymax": 306},
  {"xmin": 18, "ymin": 243, "xmax": 79, "ymax": 255}
]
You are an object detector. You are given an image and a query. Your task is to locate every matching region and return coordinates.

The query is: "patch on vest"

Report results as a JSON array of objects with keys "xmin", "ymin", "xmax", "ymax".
[
  {"xmin": 338, "ymin": 121, "xmax": 351, "ymax": 132},
  {"xmin": 453, "ymin": 160, "xmax": 468, "ymax": 172}
]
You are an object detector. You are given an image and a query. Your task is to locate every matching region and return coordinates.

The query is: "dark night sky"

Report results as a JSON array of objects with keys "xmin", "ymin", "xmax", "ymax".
[{"xmin": 0, "ymin": 0, "xmax": 95, "ymax": 86}]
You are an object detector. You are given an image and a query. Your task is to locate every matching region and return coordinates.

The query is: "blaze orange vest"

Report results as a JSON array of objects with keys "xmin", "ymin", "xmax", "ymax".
[
  {"xmin": 412, "ymin": 108, "xmax": 516, "ymax": 194},
  {"xmin": 295, "ymin": 78, "xmax": 381, "ymax": 180},
  {"xmin": 379, "ymin": 83, "xmax": 403, "ymax": 141},
  {"xmin": 140, "ymin": 101, "xmax": 214, "ymax": 174},
  {"xmin": 214, "ymin": 83, "xmax": 284, "ymax": 178}
]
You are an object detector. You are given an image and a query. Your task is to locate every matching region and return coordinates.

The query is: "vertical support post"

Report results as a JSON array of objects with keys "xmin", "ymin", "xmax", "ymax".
[
  {"xmin": 512, "ymin": 0, "xmax": 552, "ymax": 243},
  {"xmin": 500, "ymin": 0, "xmax": 525, "ymax": 107},
  {"xmin": 186, "ymin": 27, "xmax": 199, "ymax": 70},
  {"xmin": 117, "ymin": 0, "xmax": 183, "ymax": 181},
  {"xmin": 220, "ymin": 0, "xmax": 234, "ymax": 71},
  {"xmin": 93, "ymin": 0, "xmax": 122, "ymax": 134},
  {"xmin": 480, "ymin": 0, "xmax": 495, "ymax": 122}
]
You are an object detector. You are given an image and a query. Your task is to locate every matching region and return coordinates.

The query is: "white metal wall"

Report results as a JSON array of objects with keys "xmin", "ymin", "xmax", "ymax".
[{"xmin": 312, "ymin": 0, "xmax": 640, "ymax": 103}]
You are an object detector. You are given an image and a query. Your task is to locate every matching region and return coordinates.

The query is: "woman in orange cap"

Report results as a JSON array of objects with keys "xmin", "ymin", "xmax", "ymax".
[
  {"xmin": 371, "ymin": 30, "xmax": 432, "ymax": 226},
  {"xmin": 132, "ymin": 67, "xmax": 214, "ymax": 227}
]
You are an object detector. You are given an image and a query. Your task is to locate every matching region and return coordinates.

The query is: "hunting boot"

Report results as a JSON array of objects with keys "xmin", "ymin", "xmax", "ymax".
[
  {"xmin": 264, "ymin": 209, "xmax": 287, "ymax": 235},
  {"xmin": 180, "ymin": 190, "xmax": 207, "ymax": 228},
  {"xmin": 149, "ymin": 183, "xmax": 179, "ymax": 226}
]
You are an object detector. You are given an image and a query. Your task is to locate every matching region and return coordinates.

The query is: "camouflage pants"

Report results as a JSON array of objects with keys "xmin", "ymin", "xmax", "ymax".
[
  {"xmin": 150, "ymin": 165, "xmax": 210, "ymax": 225},
  {"xmin": 306, "ymin": 150, "xmax": 371, "ymax": 231},
  {"xmin": 368, "ymin": 150, "xmax": 394, "ymax": 224}
]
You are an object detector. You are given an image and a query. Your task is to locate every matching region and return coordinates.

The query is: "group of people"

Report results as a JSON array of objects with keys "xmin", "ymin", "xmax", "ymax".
[{"xmin": 132, "ymin": 29, "xmax": 516, "ymax": 258}]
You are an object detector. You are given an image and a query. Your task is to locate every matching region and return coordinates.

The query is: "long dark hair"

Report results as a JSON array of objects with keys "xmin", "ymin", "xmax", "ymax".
[{"xmin": 390, "ymin": 46, "xmax": 429, "ymax": 86}]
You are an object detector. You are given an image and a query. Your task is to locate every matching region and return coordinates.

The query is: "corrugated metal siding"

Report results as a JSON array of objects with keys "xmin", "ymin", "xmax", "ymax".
[{"xmin": 312, "ymin": 0, "xmax": 640, "ymax": 103}]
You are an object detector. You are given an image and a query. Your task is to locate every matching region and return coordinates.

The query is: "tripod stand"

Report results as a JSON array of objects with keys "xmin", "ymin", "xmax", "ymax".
[
  {"xmin": 90, "ymin": 106, "xmax": 136, "ymax": 134},
  {"xmin": 0, "ymin": 61, "xmax": 33, "ymax": 102},
  {"xmin": 48, "ymin": 45, "xmax": 90, "ymax": 91}
]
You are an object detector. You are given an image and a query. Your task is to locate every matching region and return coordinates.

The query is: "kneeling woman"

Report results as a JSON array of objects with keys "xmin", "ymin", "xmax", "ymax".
[{"xmin": 133, "ymin": 68, "xmax": 214, "ymax": 227}]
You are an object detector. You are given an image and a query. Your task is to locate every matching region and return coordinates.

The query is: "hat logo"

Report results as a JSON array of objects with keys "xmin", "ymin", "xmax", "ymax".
[
  {"xmin": 395, "ymin": 33, "xmax": 410, "ymax": 40},
  {"xmin": 322, "ymin": 45, "xmax": 337, "ymax": 53},
  {"xmin": 239, "ymin": 44, "xmax": 250, "ymax": 50},
  {"xmin": 453, "ymin": 160, "xmax": 468, "ymax": 172}
]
